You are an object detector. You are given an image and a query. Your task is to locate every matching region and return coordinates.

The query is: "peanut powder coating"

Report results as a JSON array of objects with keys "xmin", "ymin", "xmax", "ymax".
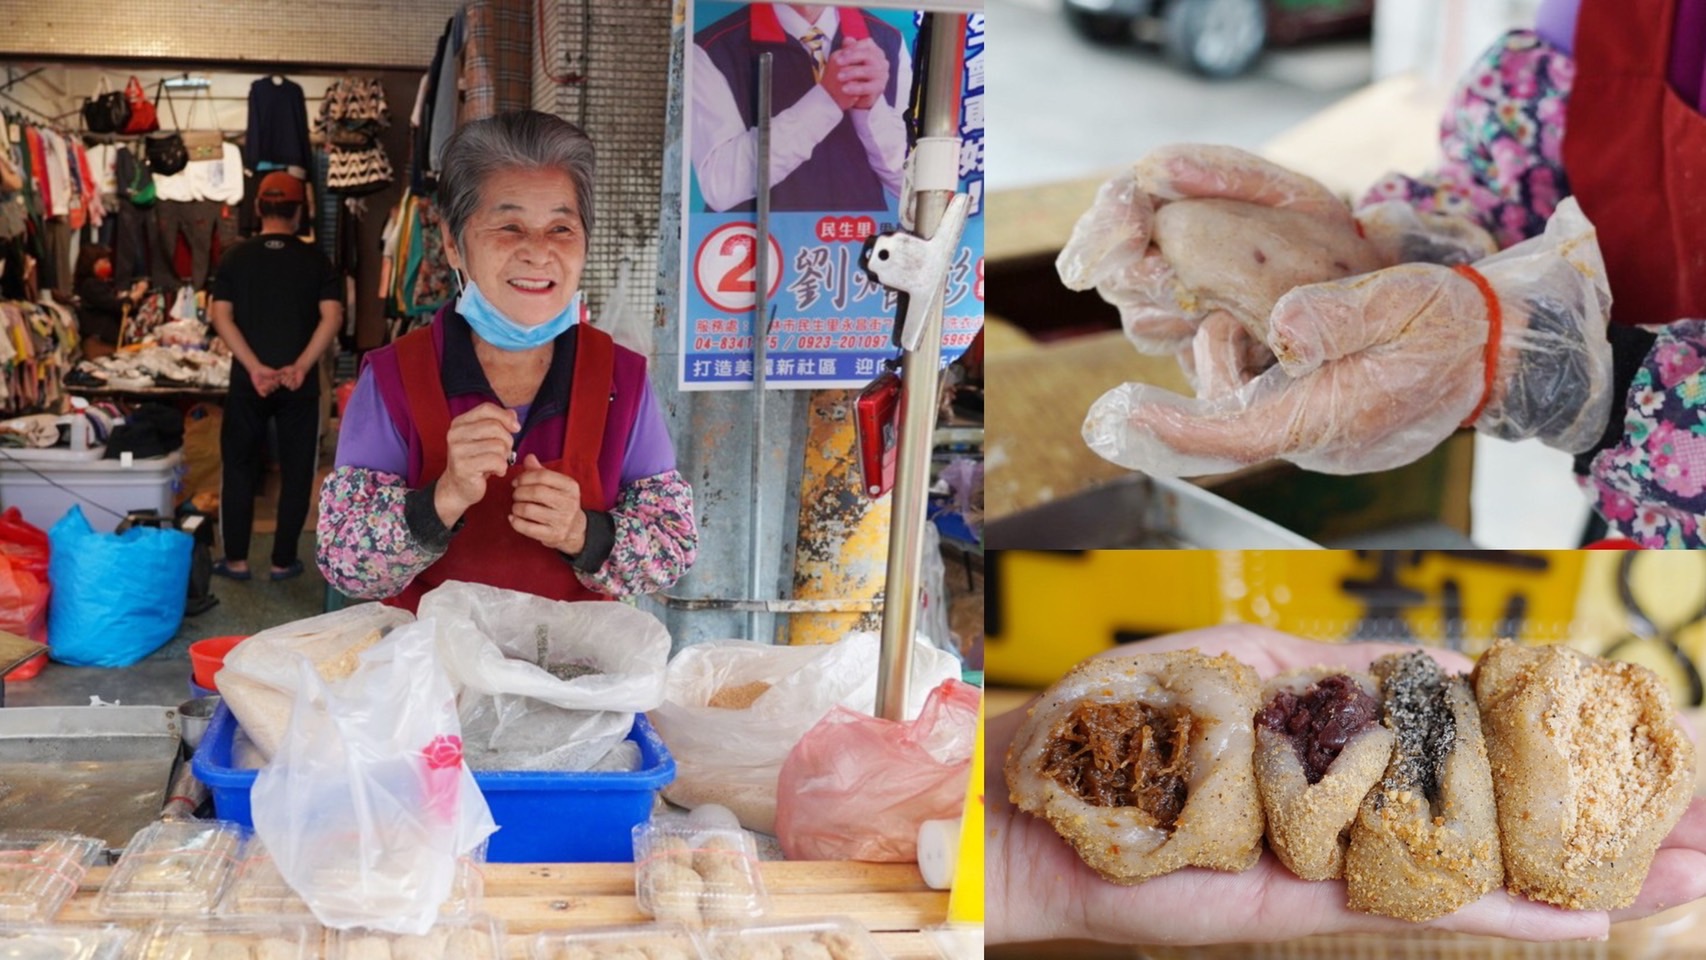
[{"xmin": 1473, "ymin": 639, "xmax": 1696, "ymax": 910}]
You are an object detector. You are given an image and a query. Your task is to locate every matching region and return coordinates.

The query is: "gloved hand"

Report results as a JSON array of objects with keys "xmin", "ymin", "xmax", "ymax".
[
  {"xmin": 1057, "ymin": 145, "xmax": 1496, "ymax": 358},
  {"xmin": 1083, "ymin": 197, "xmax": 1613, "ymax": 476}
]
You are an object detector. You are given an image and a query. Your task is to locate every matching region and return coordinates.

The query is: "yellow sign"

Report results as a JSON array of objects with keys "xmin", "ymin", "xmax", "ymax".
[
  {"xmin": 947, "ymin": 695, "xmax": 984, "ymax": 924},
  {"xmin": 987, "ymin": 551, "xmax": 1590, "ymax": 687}
]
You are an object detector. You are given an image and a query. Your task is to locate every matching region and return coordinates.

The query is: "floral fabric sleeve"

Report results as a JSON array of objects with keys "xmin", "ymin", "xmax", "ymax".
[
  {"xmin": 1587, "ymin": 320, "xmax": 1706, "ymax": 548},
  {"xmin": 316, "ymin": 465, "xmax": 448, "ymax": 598},
  {"xmin": 573, "ymin": 469, "xmax": 698, "ymax": 598},
  {"xmin": 1360, "ymin": 30, "xmax": 1575, "ymax": 250}
]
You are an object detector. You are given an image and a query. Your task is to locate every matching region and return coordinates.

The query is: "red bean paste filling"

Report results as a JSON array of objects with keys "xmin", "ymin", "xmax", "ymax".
[
  {"xmin": 1255, "ymin": 673, "xmax": 1380, "ymax": 785},
  {"xmin": 1040, "ymin": 701, "xmax": 1194, "ymax": 829},
  {"xmin": 1371, "ymin": 650, "xmax": 1456, "ymax": 805}
]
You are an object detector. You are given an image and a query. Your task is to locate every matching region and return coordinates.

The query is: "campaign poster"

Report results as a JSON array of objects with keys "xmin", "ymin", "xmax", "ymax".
[{"xmin": 680, "ymin": 3, "xmax": 985, "ymax": 390}]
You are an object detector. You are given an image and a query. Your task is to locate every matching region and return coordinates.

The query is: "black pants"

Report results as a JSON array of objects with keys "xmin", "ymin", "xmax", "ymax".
[
  {"xmin": 220, "ymin": 385, "xmax": 319, "ymax": 567},
  {"xmin": 112, "ymin": 203, "xmax": 155, "ymax": 284},
  {"xmin": 155, "ymin": 200, "xmax": 234, "ymax": 290},
  {"xmin": 39, "ymin": 216, "xmax": 71, "ymax": 300}
]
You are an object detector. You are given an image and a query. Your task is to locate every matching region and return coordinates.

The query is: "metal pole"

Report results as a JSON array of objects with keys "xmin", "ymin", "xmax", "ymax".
[
  {"xmin": 748, "ymin": 53, "xmax": 774, "ymax": 645},
  {"xmin": 876, "ymin": 15, "xmax": 966, "ymax": 722}
]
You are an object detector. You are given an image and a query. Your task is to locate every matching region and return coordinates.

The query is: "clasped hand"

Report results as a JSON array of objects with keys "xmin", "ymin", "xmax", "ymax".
[
  {"xmin": 249, "ymin": 362, "xmax": 308, "ymax": 397},
  {"xmin": 436, "ymin": 403, "xmax": 587, "ymax": 554},
  {"xmin": 820, "ymin": 37, "xmax": 890, "ymax": 111}
]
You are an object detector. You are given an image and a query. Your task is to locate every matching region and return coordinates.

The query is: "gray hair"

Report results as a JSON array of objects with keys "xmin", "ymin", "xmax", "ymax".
[{"xmin": 435, "ymin": 110, "xmax": 596, "ymax": 250}]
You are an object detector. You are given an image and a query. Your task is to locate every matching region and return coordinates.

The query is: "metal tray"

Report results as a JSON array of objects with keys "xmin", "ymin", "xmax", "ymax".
[
  {"xmin": 0, "ymin": 706, "xmax": 182, "ymax": 850},
  {"xmin": 986, "ymin": 473, "xmax": 1318, "ymax": 549}
]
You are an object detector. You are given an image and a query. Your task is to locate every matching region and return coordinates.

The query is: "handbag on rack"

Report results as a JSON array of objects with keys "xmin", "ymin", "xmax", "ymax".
[
  {"xmin": 179, "ymin": 88, "xmax": 223, "ymax": 163},
  {"xmin": 81, "ymin": 77, "xmax": 131, "ymax": 135},
  {"xmin": 120, "ymin": 76, "xmax": 159, "ymax": 134},
  {"xmin": 326, "ymin": 144, "xmax": 394, "ymax": 196},
  {"xmin": 143, "ymin": 80, "xmax": 188, "ymax": 176},
  {"xmin": 117, "ymin": 147, "xmax": 156, "ymax": 207}
]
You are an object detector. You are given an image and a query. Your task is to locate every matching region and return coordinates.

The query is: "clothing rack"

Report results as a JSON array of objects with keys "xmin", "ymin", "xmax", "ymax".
[
  {"xmin": 0, "ymin": 97, "xmax": 67, "ymax": 133},
  {"xmin": 0, "ymin": 68, "xmax": 44, "ymax": 96}
]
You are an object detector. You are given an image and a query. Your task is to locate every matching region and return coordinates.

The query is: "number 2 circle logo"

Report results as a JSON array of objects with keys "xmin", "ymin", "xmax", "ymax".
[{"xmin": 695, "ymin": 223, "xmax": 783, "ymax": 314}]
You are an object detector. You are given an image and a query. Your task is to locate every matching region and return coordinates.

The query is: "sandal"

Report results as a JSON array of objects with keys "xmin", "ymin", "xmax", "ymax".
[
  {"xmin": 212, "ymin": 561, "xmax": 251, "ymax": 582},
  {"xmin": 270, "ymin": 560, "xmax": 305, "ymax": 581}
]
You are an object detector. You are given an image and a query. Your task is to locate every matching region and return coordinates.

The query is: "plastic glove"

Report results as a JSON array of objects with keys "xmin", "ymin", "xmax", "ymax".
[
  {"xmin": 1057, "ymin": 145, "xmax": 1496, "ymax": 356},
  {"xmin": 1083, "ymin": 197, "xmax": 1613, "ymax": 477}
]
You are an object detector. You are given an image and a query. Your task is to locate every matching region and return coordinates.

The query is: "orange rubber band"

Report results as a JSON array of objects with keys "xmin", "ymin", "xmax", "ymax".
[{"xmin": 1453, "ymin": 263, "xmax": 1502, "ymax": 428}]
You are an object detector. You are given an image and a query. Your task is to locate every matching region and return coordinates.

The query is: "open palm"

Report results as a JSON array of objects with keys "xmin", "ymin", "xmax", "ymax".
[{"xmin": 987, "ymin": 625, "xmax": 1706, "ymax": 946}]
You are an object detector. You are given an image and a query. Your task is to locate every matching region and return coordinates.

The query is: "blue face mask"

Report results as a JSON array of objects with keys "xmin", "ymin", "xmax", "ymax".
[{"xmin": 456, "ymin": 277, "xmax": 580, "ymax": 351}]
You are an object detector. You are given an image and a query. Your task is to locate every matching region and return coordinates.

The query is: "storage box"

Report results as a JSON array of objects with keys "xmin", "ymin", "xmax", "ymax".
[
  {"xmin": 0, "ymin": 449, "xmax": 183, "ymax": 534},
  {"xmin": 193, "ymin": 703, "xmax": 677, "ymax": 863}
]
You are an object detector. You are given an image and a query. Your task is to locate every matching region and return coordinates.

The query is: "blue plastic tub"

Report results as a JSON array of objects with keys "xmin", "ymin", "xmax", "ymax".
[
  {"xmin": 192, "ymin": 702, "xmax": 675, "ymax": 863},
  {"xmin": 188, "ymin": 678, "xmax": 216, "ymax": 699}
]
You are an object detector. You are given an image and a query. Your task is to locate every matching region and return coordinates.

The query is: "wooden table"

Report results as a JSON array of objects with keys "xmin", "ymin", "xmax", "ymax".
[{"xmin": 57, "ymin": 861, "xmax": 952, "ymax": 959}]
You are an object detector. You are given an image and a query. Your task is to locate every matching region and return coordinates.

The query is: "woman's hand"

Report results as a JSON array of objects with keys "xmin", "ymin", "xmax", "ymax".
[
  {"xmin": 434, "ymin": 404, "xmax": 518, "ymax": 527},
  {"xmin": 988, "ymin": 625, "xmax": 1706, "ymax": 946},
  {"xmin": 509, "ymin": 453, "xmax": 588, "ymax": 554}
]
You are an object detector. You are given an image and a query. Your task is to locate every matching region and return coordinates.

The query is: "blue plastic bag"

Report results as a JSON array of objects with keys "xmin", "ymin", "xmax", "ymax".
[{"xmin": 47, "ymin": 505, "xmax": 191, "ymax": 667}]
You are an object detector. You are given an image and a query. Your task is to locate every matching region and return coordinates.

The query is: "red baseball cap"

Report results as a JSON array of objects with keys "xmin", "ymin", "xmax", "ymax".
[{"xmin": 257, "ymin": 171, "xmax": 306, "ymax": 203}]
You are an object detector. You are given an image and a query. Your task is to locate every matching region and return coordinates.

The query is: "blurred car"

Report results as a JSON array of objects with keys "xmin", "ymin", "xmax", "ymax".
[{"xmin": 1064, "ymin": 0, "xmax": 1376, "ymax": 78}]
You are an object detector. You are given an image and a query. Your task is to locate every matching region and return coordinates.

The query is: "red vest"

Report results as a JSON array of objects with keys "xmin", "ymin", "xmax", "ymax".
[
  {"xmin": 1563, "ymin": 0, "xmax": 1706, "ymax": 326},
  {"xmin": 382, "ymin": 322, "xmax": 617, "ymax": 612}
]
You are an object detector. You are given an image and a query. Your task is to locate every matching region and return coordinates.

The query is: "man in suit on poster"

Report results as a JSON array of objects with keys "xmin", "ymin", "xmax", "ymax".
[{"xmin": 692, "ymin": 3, "xmax": 911, "ymax": 213}]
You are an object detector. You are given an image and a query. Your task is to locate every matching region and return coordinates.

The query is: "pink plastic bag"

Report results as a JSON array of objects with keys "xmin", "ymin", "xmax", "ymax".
[{"xmin": 775, "ymin": 678, "xmax": 980, "ymax": 862}]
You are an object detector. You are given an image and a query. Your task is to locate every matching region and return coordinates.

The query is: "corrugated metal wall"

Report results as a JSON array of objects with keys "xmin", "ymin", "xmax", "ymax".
[
  {"xmin": 532, "ymin": 0, "xmax": 674, "ymax": 331},
  {"xmin": 0, "ymin": 0, "xmax": 462, "ymax": 68}
]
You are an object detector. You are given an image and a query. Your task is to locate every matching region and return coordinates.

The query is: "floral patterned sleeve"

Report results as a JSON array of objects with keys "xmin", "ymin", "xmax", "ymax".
[
  {"xmin": 1360, "ymin": 30, "xmax": 1575, "ymax": 250},
  {"xmin": 316, "ymin": 465, "xmax": 447, "ymax": 598},
  {"xmin": 573, "ymin": 469, "xmax": 698, "ymax": 598}
]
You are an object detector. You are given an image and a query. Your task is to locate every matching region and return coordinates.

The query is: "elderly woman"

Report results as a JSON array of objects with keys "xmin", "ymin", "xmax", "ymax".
[{"xmin": 317, "ymin": 111, "xmax": 696, "ymax": 609}]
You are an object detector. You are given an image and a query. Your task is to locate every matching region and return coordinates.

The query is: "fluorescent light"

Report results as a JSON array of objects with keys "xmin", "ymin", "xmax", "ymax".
[{"xmin": 162, "ymin": 76, "xmax": 211, "ymax": 90}]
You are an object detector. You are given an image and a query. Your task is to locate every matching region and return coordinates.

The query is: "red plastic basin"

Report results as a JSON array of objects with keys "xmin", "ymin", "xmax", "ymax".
[{"xmin": 189, "ymin": 635, "xmax": 246, "ymax": 691}]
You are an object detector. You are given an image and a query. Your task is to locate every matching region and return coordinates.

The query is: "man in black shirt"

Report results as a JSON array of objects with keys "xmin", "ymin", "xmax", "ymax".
[{"xmin": 210, "ymin": 172, "xmax": 341, "ymax": 581}]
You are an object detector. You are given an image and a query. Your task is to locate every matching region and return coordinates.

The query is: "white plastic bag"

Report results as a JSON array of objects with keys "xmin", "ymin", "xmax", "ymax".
[
  {"xmin": 417, "ymin": 581, "xmax": 673, "ymax": 771},
  {"xmin": 650, "ymin": 632, "xmax": 963, "ymax": 834},
  {"xmin": 216, "ymin": 603, "xmax": 415, "ymax": 761},
  {"xmin": 250, "ymin": 619, "xmax": 496, "ymax": 934}
]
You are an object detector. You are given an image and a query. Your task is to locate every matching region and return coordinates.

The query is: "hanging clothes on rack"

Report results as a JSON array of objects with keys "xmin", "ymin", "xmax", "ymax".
[
  {"xmin": 152, "ymin": 139, "xmax": 243, "ymax": 291},
  {"xmin": 317, "ymin": 76, "xmax": 394, "ymax": 196},
  {"xmin": 0, "ymin": 299, "xmax": 78, "ymax": 414},
  {"xmin": 459, "ymin": 0, "xmax": 532, "ymax": 124},
  {"xmin": 245, "ymin": 75, "xmax": 312, "ymax": 175}
]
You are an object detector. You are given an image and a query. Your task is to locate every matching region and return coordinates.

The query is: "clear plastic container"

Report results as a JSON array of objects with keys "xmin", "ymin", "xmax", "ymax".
[
  {"xmin": 330, "ymin": 913, "xmax": 504, "ymax": 960},
  {"xmin": 700, "ymin": 918, "xmax": 889, "ymax": 960},
  {"xmin": 924, "ymin": 923, "xmax": 982, "ymax": 960},
  {"xmin": 142, "ymin": 918, "xmax": 321, "ymax": 960},
  {"xmin": 0, "ymin": 925, "xmax": 136, "ymax": 960},
  {"xmin": 95, "ymin": 820, "xmax": 247, "ymax": 918},
  {"xmin": 0, "ymin": 830, "xmax": 106, "ymax": 924},
  {"xmin": 527, "ymin": 923, "xmax": 705, "ymax": 960},
  {"xmin": 218, "ymin": 840, "xmax": 485, "ymax": 919},
  {"xmin": 632, "ymin": 817, "xmax": 768, "ymax": 927}
]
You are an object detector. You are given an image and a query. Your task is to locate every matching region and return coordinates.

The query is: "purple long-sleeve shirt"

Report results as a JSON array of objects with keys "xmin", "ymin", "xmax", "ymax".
[{"xmin": 334, "ymin": 362, "xmax": 677, "ymax": 483}]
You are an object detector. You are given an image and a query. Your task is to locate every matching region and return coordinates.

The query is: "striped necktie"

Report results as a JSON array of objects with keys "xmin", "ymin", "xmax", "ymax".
[{"xmin": 802, "ymin": 27, "xmax": 829, "ymax": 81}]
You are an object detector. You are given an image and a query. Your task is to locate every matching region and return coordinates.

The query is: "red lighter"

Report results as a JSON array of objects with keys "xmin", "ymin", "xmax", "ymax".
[{"xmin": 854, "ymin": 362, "xmax": 903, "ymax": 499}]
